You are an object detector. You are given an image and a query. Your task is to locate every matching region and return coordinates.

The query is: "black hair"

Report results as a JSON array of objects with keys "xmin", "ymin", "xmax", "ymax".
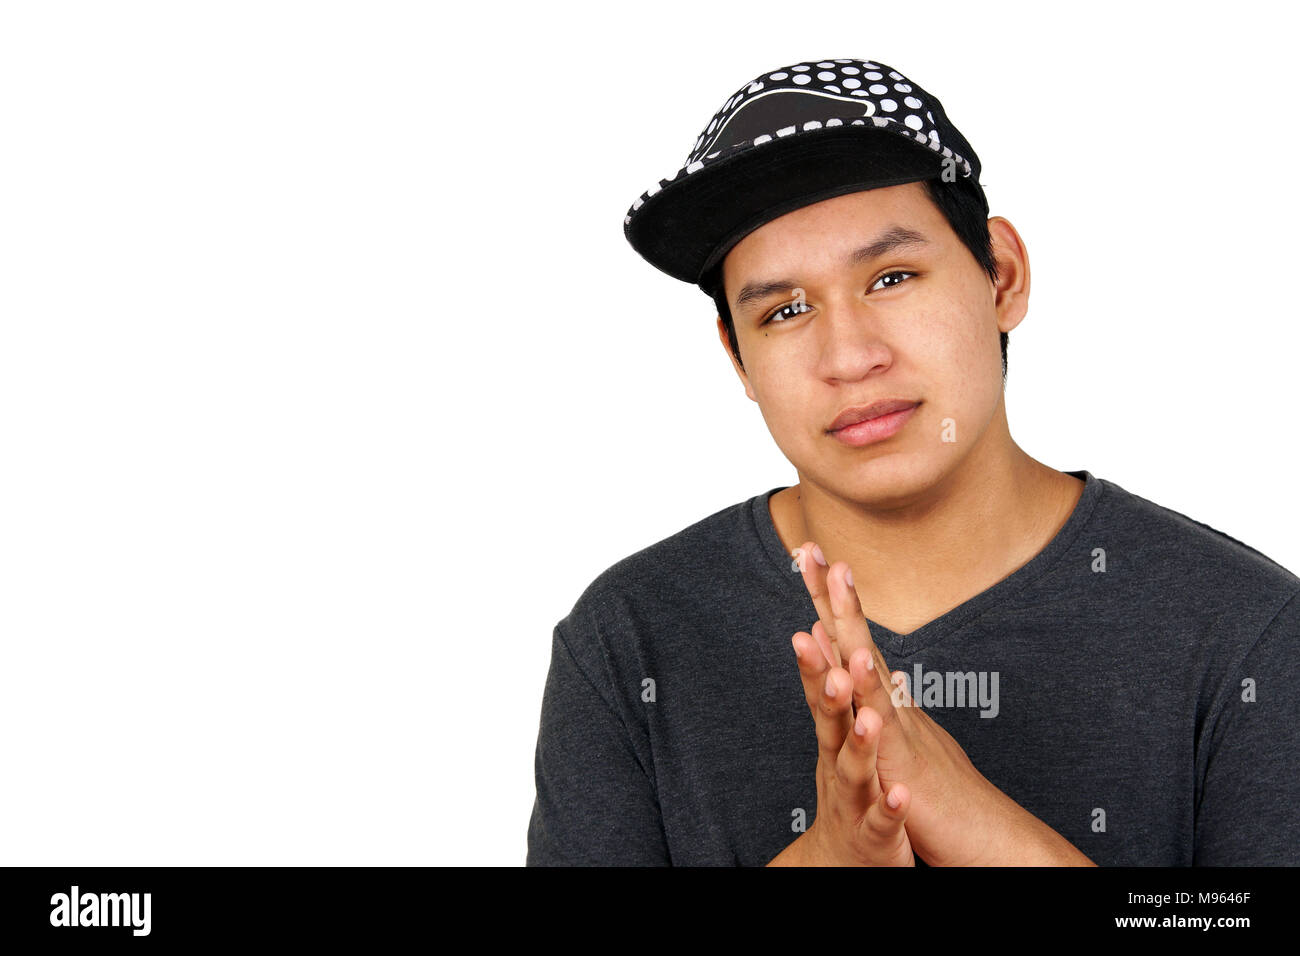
[{"xmin": 700, "ymin": 176, "xmax": 1007, "ymax": 383}]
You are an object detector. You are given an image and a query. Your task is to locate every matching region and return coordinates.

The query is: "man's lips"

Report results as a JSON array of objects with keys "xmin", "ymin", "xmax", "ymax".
[{"xmin": 827, "ymin": 399, "xmax": 921, "ymax": 433}]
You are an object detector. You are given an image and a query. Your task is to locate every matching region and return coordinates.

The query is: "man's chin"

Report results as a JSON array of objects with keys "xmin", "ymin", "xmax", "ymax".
[{"xmin": 802, "ymin": 453, "xmax": 954, "ymax": 511}]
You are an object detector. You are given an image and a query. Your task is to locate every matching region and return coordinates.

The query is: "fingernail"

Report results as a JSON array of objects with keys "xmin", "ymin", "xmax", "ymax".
[
  {"xmin": 854, "ymin": 712, "xmax": 867, "ymax": 736},
  {"xmin": 824, "ymin": 673, "xmax": 837, "ymax": 698},
  {"xmin": 845, "ymin": 567, "xmax": 854, "ymax": 588},
  {"xmin": 811, "ymin": 544, "xmax": 827, "ymax": 567},
  {"xmin": 887, "ymin": 789, "xmax": 901, "ymax": 809}
]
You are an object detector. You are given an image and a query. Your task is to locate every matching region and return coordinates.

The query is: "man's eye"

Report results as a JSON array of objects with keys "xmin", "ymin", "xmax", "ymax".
[
  {"xmin": 871, "ymin": 271, "xmax": 916, "ymax": 291},
  {"xmin": 761, "ymin": 300, "xmax": 811, "ymax": 326},
  {"xmin": 761, "ymin": 273, "xmax": 918, "ymax": 325}
]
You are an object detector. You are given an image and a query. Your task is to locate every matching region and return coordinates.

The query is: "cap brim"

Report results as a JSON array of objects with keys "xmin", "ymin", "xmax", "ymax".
[{"xmin": 624, "ymin": 123, "xmax": 950, "ymax": 286}]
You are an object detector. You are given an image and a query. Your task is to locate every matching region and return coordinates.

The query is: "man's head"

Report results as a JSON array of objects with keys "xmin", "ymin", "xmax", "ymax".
[
  {"xmin": 621, "ymin": 57, "xmax": 1025, "ymax": 505},
  {"xmin": 703, "ymin": 177, "xmax": 1030, "ymax": 506}
]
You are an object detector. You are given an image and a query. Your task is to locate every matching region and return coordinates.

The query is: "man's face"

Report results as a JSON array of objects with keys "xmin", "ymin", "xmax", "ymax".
[{"xmin": 719, "ymin": 181, "xmax": 1025, "ymax": 506}]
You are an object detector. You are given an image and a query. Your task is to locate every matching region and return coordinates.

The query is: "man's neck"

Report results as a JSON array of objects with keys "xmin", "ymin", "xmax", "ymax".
[{"xmin": 770, "ymin": 413, "xmax": 1085, "ymax": 636}]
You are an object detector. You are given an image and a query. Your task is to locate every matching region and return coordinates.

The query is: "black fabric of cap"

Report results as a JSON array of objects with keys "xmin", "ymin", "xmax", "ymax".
[{"xmin": 622, "ymin": 59, "xmax": 985, "ymax": 289}]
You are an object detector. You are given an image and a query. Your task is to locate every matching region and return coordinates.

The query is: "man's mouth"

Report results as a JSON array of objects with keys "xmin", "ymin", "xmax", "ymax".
[{"xmin": 827, "ymin": 399, "xmax": 921, "ymax": 433}]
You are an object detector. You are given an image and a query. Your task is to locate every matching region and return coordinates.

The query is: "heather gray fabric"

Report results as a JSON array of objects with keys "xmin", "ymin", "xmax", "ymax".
[{"xmin": 526, "ymin": 471, "xmax": 1300, "ymax": 866}]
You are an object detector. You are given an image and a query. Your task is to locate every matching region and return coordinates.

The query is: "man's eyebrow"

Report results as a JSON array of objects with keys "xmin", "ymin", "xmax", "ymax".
[
  {"xmin": 733, "ymin": 226, "xmax": 930, "ymax": 314},
  {"xmin": 846, "ymin": 226, "xmax": 929, "ymax": 267}
]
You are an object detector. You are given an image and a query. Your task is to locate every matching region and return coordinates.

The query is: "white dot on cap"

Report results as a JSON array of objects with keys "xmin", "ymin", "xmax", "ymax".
[
  {"xmin": 869, "ymin": 84, "xmax": 888, "ymax": 94},
  {"xmin": 777, "ymin": 125, "xmax": 797, "ymax": 136},
  {"xmin": 889, "ymin": 70, "xmax": 903, "ymax": 79},
  {"xmin": 753, "ymin": 134, "xmax": 772, "ymax": 145},
  {"xmin": 880, "ymin": 98, "xmax": 897, "ymax": 111},
  {"xmin": 818, "ymin": 71, "xmax": 835, "ymax": 80},
  {"xmin": 817, "ymin": 61, "xmax": 836, "ymax": 68},
  {"xmin": 769, "ymin": 72, "xmax": 788, "ymax": 80},
  {"xmin": 826, "ymin": 118, "xmax": 843, "ymax": 126},
  {"xmin": 843, "ymin": 78, "xmax": 861, "ymax": 88},
  {"xmin": 792, "ymin": 64, "xmax": 810, "ymax": 71},
  {"xmin": 865, "ymin": 71, "xmax": 883, "ymax": 80},
  {"xmin": 792, "ymin": 74, "xmax": 811, "ymax": 84},
  {"xmin": 894, "ymin": 83, "xmax": 913, "ymax": 93},
  {"xmin": 904, "ymin": 96, "xmax": 922, "ymax": 109},
  {"xmin": 803, "ymin": 120, "xmax": 822, "ymax": 130},
  {"xmin": 823, "ymin": 85, "xmax": 841, "ymax": 93},
  {"xmin": 904, "ymin": 114, "xmax": 923, "ymax": 130},
  {"xmin": 842, "ymin": 66, "xmax": 860, "ymax": 74}
]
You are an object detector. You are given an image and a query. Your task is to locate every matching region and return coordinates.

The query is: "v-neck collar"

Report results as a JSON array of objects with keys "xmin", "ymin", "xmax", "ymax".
[{"xmin": 749, "ymin": 469, "xmax": 1106, "ymax": 657}]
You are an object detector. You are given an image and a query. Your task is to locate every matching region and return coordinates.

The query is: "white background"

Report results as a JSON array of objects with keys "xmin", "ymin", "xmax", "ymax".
[{"xmin": 1, "ymin": 1, "xmax": 1296, "ymax": 866}]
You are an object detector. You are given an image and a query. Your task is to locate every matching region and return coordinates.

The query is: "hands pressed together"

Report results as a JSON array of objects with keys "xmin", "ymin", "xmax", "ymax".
[{"xmin": 769, "ymin": 541, "xmax": 1096, "ymax": 868}]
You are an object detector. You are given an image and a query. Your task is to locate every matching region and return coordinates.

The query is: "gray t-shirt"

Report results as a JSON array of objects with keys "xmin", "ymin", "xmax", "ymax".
[{"xmin": 526, "ymin": 471, "xmax": 1300, "ymax": 865}]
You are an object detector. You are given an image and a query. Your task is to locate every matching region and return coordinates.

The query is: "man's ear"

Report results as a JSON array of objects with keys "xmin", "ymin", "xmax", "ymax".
[
  {"xmin": 987, "ymin": 216, "xmax": 1031, "ymax": 335},
  {"xmin": 716, "ymin": 315, "xmax": 757, "ymax": 402}
]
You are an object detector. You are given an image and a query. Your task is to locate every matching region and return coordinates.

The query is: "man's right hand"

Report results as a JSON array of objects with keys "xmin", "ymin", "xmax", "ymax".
[{"xmin": 767, "ymin": 631, "xmax": 914, "ymax": 866}]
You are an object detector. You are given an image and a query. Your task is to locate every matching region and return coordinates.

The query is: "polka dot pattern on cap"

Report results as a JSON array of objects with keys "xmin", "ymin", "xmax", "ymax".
[{"xmin": 624, "ymin": 58, "xmax": 975, "ymax": 227}]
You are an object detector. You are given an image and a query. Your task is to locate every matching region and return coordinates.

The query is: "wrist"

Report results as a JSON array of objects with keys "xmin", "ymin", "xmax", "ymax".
[
  {"xmin": 975, "ymin": 784, "xmax": 1094, "ymax": 866},
  {"xmin": 799, "ymin": 821, "xmax": 836, "ymax": 865},
  {"xmin": 768, "ymin": 827, "xmax": 819, "ymax": 866}
]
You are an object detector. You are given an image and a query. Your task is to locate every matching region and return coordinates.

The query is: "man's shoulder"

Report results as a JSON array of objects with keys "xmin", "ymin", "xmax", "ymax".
[
  {"xmin": 556, "ymin": 489, "xmax": 773, "ymax": 643},
  {"xmin": 1096, "ymin": 474, "xmax": 1300, "ymax": 602}
]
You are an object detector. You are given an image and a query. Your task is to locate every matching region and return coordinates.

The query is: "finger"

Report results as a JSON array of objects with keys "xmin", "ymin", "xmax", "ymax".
[
  {"xmin": 862, "ymin": 781, "xmax": 911, "ymax": 843},
  {"xmin": 810, "ymin": 619, "xmax": 838, "ymax": 670},
  {"xmin": 848, "ymin": 646, "xmax": 902, "ymax": 717},
  {"xmin": 816, "ymin": 621, "xmax": 857, "ymax": 717},
  {"xmin": 791, "ymin": 631, "xmax": 832, "ymax": 715},
  {"xmin": 833, "ymin": 700, "xmax": 886, "ymax": 813},
  {"xmin": 828, "ymin": 564, "xmax": 896, "ymax": 709},
  {"xmin": 814, "ymin": 666, "xmax": 854, "ymax": 772},
  {"xmin": 844, "ymin": 643, "xmax": 899, "ymax": 733},
  {"xmin": 796, "ymin": 541, "xmax": 841, "ymax": 667}
]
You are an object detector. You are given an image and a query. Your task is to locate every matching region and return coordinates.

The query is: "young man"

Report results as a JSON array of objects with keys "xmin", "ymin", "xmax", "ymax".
[{"xmin": 526, "ymin": 58, "xmax": 1300, "ymax": 866}]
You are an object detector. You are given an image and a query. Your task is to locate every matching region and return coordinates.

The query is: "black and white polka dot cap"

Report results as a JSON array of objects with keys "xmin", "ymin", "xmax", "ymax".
[{"xmin": 623, "ymin": 58, "xmax": 985, "ymax": 287}]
